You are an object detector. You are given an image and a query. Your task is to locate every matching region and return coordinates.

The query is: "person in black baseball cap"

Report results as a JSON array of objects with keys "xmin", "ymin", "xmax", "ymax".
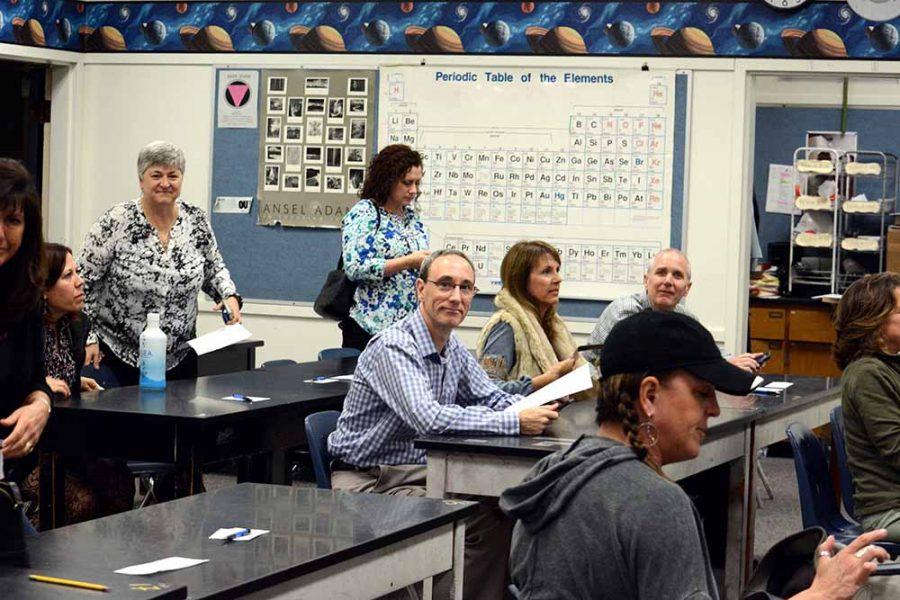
[{"xmin": 500, "ymin": 308, "xmax": 888, "ymax": 600}]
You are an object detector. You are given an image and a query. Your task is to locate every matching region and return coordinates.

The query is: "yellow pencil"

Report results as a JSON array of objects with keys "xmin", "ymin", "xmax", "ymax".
[{"xmin": 29, "ymin": 574, "xmax": 110, "ymax": 592}]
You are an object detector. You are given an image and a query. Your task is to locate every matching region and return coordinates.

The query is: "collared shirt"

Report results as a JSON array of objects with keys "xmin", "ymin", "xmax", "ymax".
[
  {"xmin": 78, "ymin": 199, "xmax": 237, "ymax": 369},
  {"xmin": 328, "ymin": 309, "xmax": 521, "ymax": 467},
  {"xmin": 342, "ymin": 199, "xmax": 429, "ymax": 335}
]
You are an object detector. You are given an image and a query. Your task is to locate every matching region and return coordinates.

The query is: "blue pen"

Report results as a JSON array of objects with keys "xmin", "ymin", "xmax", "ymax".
[
  {"xmin": 223, "ymin": 528, "xmax": 251, "ymax": 543},
  {"xmin": 232, "ymin": 393, "xmax": 252, "ymax": 402},
  {"xmin": 221, "ymin": 306, "xmax": 231, "ymax": 325}
]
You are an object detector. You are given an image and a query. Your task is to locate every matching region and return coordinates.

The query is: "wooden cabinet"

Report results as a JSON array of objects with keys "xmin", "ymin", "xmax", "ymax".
[{"xmin": 749, "ymin": 301, "xmax": 841, "ymax": 377}]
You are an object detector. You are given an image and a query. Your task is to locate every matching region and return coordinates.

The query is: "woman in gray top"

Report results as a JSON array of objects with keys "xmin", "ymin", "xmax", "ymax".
[{"xmin": 501, "ymin": 310, "xmax": 888, "ymax": 600}]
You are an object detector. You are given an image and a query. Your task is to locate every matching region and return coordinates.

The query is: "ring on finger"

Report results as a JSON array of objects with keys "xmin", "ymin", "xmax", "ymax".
[{"xmin": 818, "ymin": 550, "xmax": 831, "ymax": 558}]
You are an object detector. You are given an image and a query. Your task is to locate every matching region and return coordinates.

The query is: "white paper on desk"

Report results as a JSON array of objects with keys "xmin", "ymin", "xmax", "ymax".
[
  {"xmin": 209, "ymin": 527, "xmax": 269, "ymax": 541},
  {"xmin": 187, "ymin": 324, "xmax": 252, "ymax": 356},
  {"xmin": 505, "ymin": 364, "xmax": 592, "ymax": 414},
  {"xmin": 752, "ymin": 376, "xmax": 764, "ymax": 390},
  {"xmin": 756, "ymin": 381, "xmax": 794, "ymax": 394},
  {"xmin": 221, "ymin": 395, "xmax": 270, "ymax": 402},
  {"xmin": 115, "ymin": 557, "xmax": 208, "ymax": 576}
]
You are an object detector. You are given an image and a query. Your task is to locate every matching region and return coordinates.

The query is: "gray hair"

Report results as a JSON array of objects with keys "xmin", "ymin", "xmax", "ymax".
[
  {"xmin": 647, "ymin": 248, "xmax": 692, "ymax": 280},
  {"xmin": 137, "ymin": 141, "xmax": 186, "ymax": 178},
  {"xmin": 419, "ymin": 249, "xmax": 475, "ymax": 282}
]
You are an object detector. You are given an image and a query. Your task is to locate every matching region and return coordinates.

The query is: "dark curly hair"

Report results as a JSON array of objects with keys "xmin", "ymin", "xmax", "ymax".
[
  {"xmin": 833, "ymin": 272, "xmax": 900, "ymax": 369},
  {"xmin": 359, "ymin": 144, "xmax": 423, "ymax": 207},
  {"xmin": 0, "ymin": 158, "xmax": 45, "ymax": 331}
]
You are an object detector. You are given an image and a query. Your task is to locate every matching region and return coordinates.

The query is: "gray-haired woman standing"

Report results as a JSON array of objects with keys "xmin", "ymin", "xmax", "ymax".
[{"xmin": 79, "ymin": 140, "xmax": 242, "ymax": 386}]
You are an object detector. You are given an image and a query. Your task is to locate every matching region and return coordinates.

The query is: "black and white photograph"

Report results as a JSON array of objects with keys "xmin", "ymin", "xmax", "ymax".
[
  {"xmin": 265, "ymin": 116, "xmax": 282, "ymax": 142},
  {"xmin": 348, "ymin": 98, "xmax": 367, "ymax": 116},
  {"xmin": 287, "ymin": 97, "xmax": 304, "ymax": 121},
  {"xmin": 346, "ymin": 147, "xmax": 366, "ymax": 165},
  {"xmin": 283, "ymin": 173, "xmax": 301, "ymax": 191},
  {"xmin": 264, "ymin": 164, "xmax": 281, "ymax": 191},
  {"xmin": 285, "ymin": 145, "xmax": 302, "ymax": 171},
  {"xmin": 304, "ymin": 77, "xmax": 329, "ymax": 95},
  {"xmin": 349, "ymin": 118, "xmax": 367, "ymax": 145},
  {"xmin": 305, "ymin": 146, "xmax": 323, "ymax": 164},
  {"xmin": 306, "ymin": 97, "xmax": 325, "ymax": 115},
  {"xmin": 348, "ymin": 168, "xmax": 365, "ymax": 191},
  {"xmin": 326, "ymin": 146, "xmax": 343, "ymax": 173},
  {"xmin": 326, "ymin": 126, "xmax": 346, "ymax": 144},
  {"xmin": 267, "ymin": 76, "xmax": 286, "ymax": 94},
  {"xmin": 347, "ymin": 78, "xmax": 368, "ymax": 96},
  {"xmin": 306, "ymin": 118, "xmax": 323, "ymax": 143},
  {"xmin": 285, "ymin": 125, "xmax": 304, "ymax": 142},
  {"xmin": 305, "ymin": 167, "xmax": 321, "ymax": 192},
  {"xmin": 267, "ymin": 96, "xmax": 285, "ymax": 114},
  {"xmin": 265, "ymin": 144, "xmax": 283, "ymax": 162},
  {"xmin": 327, "ymin": 98, "xmax": 344, "ymax": 123},
  {"xmin": 325, "ymin": 175, "xmax": 345, "ymax": 193}
]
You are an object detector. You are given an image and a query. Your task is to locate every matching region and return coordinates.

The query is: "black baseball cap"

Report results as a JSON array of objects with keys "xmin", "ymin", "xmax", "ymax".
[{"xmin": 599, "ymin": 310, "xmax": 756, "ymax": 396}]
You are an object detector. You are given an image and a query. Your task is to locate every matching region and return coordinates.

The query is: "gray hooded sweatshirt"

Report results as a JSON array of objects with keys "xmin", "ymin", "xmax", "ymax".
[{"xmin": 499, "ymin": 435, "xmax": 718, "ymax": 600}]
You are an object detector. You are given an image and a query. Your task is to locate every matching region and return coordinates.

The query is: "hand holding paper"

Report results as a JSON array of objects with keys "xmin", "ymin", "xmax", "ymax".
[{"xmin": 505, "ymin": 363, "xmax": 593, "ymax": 414}]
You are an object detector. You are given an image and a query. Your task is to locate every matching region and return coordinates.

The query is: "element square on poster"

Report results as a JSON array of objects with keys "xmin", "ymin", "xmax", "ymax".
[
  {"xmin": 285, "ymin": 125, "xmax": 304, "ymax": 142},
  {"xmin": 287, "ymin": 97, "xmax": 304, "ymax": 121},
  {"xmin": 327, "ymin": 98, "xmax": 344, "ymax": 123},
  {"xmin": 264, "ymin": 164, "xmax": 281, "ymax": 191},
  {"xmin": 265, "ymin": 117, "xmax": 282, "ymax": 142},
  {"xmin": 267, "ymin": 96, "xmax": 285, "ymax": 114},
  {"xmin": 306, "ymin": 118, "xmax": 323, "ymax": 142},
  {"xmin": 283, "ymin": 173, "xmax": 302, "ymax": 191},
  {"xmin": 348, "ymin": 98, "xmax": 367, "ymax": 116},
  {"xmin": 306, "ymin": 97, "xmax": 325, "ymax": 115},
  {"xmin": 305, "ymin": 167, "xmax": 321, "ymax": 192},
  {"xmin": 305, "ymin": 77, "xmax": 329, "ymax": 95},
  {"xmin": 347, "ymin": 78, "xmax": 368, "ymax": 96},
  {"xmin": 267, "ymin": 77, "xmax": 286, "ymax": 94},
  {"xmin": 349, "ymin": 118, "xmax": 366, "ymax": 145},
  {"xmin": 305, "ymin": 146, "xmax": 323, "ymax": 164},
  {"xmin": 285, "ymin": 145, "xmax": 302, "ymax": 171},
  {"xmin": 346, "ymin": 147, "xmax": 366, "ymax": 165},
  {"xmin": 325, "ymin": 146, "xmax": 343, "ymax": 173},
  {"xmin": 326, "ymin": 126, "xmax": 346, "ymax": 144},
  {"xmin": 325, "ymin": 175, "xmax": 345, "ymax": 193},
  {"xmin": 348, "ymin": 168, "xmax": 364, "ymax": 191},
  {"xmin": 265, "ymin": 144, "xmax": 283, "ymax": 162}
]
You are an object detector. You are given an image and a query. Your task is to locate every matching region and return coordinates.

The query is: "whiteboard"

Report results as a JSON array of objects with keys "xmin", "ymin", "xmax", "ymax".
[{"xmin": 378, "ymin": 66, "xmax": 677, "ymax": 301}]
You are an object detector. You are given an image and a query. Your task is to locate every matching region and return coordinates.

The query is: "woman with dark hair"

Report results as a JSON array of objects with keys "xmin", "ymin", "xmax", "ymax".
[
  {"xmin": 476, "ymin": 240, "xmax": 581, "ymax": 395},
  {"xmin": 502, "ymin": 310, "xmax": 889, "ymax": 600},
  {"xmin": 340, "ymin": 144, "xmax": 430, "ymax": 350},
  {"xmin": 834, "ymin": 272, "xmax": 900, "ymax": 542},
  {"xmin": 0, "ymin": 158, "xmax": 52, "ymax": 503}
]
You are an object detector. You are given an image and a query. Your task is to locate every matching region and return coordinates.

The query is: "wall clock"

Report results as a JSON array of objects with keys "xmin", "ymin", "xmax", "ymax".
[
  {"xmin": 761, "ymin": 0, "xmax": 811, "ymax": 10},
  {"xmin": 847, "ymin": 0, "xmax": 900, "ymax": 21}
]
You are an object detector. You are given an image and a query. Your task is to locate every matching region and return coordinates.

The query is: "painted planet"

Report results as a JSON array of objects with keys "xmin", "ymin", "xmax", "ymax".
[
  {"xmin": 405, "ymin": 25, "xmax": 465, "ymax": 53},
  {"xmin": 651, "ymin": 26, "xmax": 715, "ymax": 56},
  {"xmin": 141, "ymin": 20, "xmax": 167, "ymax": 45},
  {"xmin": 733, "ymin": 22, "xmax": 765, "ymax": 50},
  {"xmin": 362, "ymin": 20, "xmax": 391, "ymax": 46},
  {"xmin": 289, "ymin": 25, "xmax": 346, "ymax": 52},
  {"xmin": 85, "ymin": 26, "xmax": 126, "ymax": 51},
  {"xmin": 250, "ymin": 20, "xmax": 276, "ymax": 46},
  {"xmin": 175, "ymin": 3, "xmax": 189, "ymax": 14},
  {"xmin": 13, "ymin": 18, "xmax": 45, "ymax": 47},
  {"xmin": 646, "ymin": 2, "xmax": 661, "ymax": 14},
  {"xmin": 56, "ymin": 18, "xmax": 72, "ymax": 43},
  {"xmin": 521, "ymin": 2, "xmax": 535, "ymax": 13},
  {"xmin": 526, "ymin": 25, "xmax": 586, "ymax": 54},
  {"xmin": 118, "ymin": 5, "xmax": 130, "ymax": 22},
  {"xmin": 605, "ymin": 21, "xmax": 635, "ymax": 48},
  {"xmin": 225, "ymin": 5, "xmax": 237, "ymax": 21},
  {"xmin": 782, "ymin": 28, "xmax": 846, "ymax": 58},
  {"xmin": 285, "ymin": 2, "xmax": 298, "ymax": 13},
  {"xmin": 400, "ymin": 2, "xmax": 414, "ymax": 13},
  {"xmin": 481, "ymin": 20, "xmax": 510, "ymax": 47},
  {"xmin": 193, "ymin": 25, "xmax": 233, "ymax": 52},
  {"xmin": 867, "ymin": 23, "xmax": 899, "ymax": 52}
]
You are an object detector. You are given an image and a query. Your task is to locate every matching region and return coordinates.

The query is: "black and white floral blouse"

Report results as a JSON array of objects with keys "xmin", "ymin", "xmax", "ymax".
[{"xmin": 78, "ymin": 199, "xmax": 238, "ymax": 370}]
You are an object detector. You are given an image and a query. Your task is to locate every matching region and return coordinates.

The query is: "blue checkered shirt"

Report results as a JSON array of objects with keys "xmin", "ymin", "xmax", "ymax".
[{"xmin": 327, "ymin": 309, "xmax": 521, "ymax": 467}]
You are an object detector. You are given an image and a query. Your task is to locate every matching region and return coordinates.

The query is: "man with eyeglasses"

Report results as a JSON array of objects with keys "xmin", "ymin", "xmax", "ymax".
[{"xmin": 328, "ymin": 248, "xmax": 559, "ymax": 600}]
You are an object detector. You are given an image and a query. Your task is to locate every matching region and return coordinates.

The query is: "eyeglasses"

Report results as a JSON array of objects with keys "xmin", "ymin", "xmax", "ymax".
[{"xmin": 426, "ymin": 280, "xmax": 479, "ymax": 297}]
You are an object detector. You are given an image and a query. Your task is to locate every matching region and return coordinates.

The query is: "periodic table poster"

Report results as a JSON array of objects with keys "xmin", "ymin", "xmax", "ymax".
[{"xmin": 379, "ymin": 67, "xmax": 676, "ymax": 301}]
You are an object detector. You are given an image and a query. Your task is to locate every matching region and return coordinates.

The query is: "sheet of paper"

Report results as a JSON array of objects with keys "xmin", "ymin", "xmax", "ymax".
[
  {"xmin": 209, "ymin": 527, "xmax": 269, "ymax": 542},
  {"xmin": 752, "ymin": 376, "xmax": 764, "ymax": 390},
  {"xmin": 220, "ymin": 395, "xmax": 270, "ymax": 403},
  {"xmin": 755, "ymin": 381, "xmax": 794, "ymax": 394},
  {"xmin": 505, "ymin": 364, "xmax": 592, "ymax": 414},
  {"xmin": 304, "ymin": 375, "xmax": 353, "ymax": 384},
  {"xmin": 187, "ymin": 324, "xmax": 252, "ymax": 356},
  {"xmin": 115, "ymin": 557, "xmax": 208, "ymax": 576},
  {"xmin": 765, "ymin": 164, "xmax": 796, "ymax": 215}
]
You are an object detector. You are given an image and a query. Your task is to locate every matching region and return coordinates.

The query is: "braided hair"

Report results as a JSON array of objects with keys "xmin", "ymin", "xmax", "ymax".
[{"xmin": 596, "ymin": 370, "xmax": 673, "ymax": 469}]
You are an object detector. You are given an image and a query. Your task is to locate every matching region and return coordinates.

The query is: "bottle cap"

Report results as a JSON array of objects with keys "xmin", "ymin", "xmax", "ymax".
[{"xmin": 147, "ymin": 312, "xmax": 160, "ymax": 328}]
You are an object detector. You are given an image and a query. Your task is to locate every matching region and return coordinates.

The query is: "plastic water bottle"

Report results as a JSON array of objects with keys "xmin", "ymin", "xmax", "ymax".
[{"xmin": 139, "ymin": 312, "xmax": 167, "ymax": 389}]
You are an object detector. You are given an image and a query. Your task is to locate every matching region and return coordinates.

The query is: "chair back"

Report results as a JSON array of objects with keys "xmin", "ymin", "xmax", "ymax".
[
  {"xmin": 304, "ymin": 411, "xmax": 341, "ymax": 489},
  {"xmin": 261, "ymin": 359, "xmax": 297, "ymax": 369},
  {"xmin": 81, "ymin": 363, "xmax": 120, "ymax": 388},
  {"xmin": 829, "ymin": 406, "xmax": 856, "ymax": 520},
  {"xmin": 317, "ymin": 347, "xmax": 361, "ymax": 361}
]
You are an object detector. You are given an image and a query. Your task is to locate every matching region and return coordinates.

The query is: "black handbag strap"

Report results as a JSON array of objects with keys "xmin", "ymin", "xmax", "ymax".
[{"xmin": 337, "ymin": 200, "xmax": 381, "ymax": 270}]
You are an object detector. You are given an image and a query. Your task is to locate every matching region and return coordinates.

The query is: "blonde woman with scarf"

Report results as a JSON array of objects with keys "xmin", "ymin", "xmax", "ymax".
[{"xmin": 477, "ymin": 240, "xmax": 591, "ymax": 396}]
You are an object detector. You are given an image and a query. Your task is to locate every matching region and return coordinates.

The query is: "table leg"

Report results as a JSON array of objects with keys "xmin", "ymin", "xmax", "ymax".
[
  {"xmin": 722, "ymin": 428, "xmax": 752, "ymax": 600},
  {"xmin": 426, "ymin": 452, "xmax": 448, "ymax": 499},
  {"xmin": 37, "ymin": 450, "xmax": 57, "ymax": 531},
  {"xmin": 451, "ymin": 519, "xmax": 466, "ymax": 600},
  {"xmin": 174, "ymin": 439, "xmax": 203, "ymax": 498}
]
